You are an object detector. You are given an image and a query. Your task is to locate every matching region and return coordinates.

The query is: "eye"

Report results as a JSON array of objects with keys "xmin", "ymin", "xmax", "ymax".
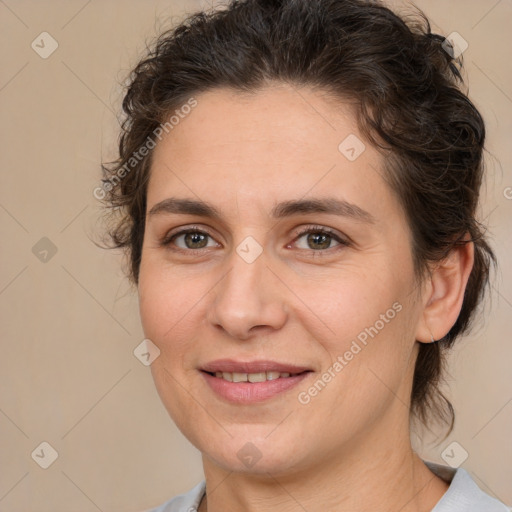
[
  {"xmin": 161, "ymin": 226, "xmax": 219, "ymax": 252},
  {"xmin": 291, "ymin": 225, "xmax": 348, "ymax": 252},
  {"xmin": 160, "ymin": 224, "xmax": 349, "ymax": 255}
]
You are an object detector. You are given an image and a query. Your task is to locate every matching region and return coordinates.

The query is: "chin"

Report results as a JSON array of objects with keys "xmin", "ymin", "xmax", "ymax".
[
  {"xmin": 206, "ymin": 448, "xmax": 302, "ymax": 476},
  {"xmin": 195, "ymin": 428, "xmax": 310, "ymax": 476}
]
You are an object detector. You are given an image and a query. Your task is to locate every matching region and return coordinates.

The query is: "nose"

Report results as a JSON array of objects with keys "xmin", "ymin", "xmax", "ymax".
[{"xmin": 206, "ymin": 245, "xmax": 288, "ymax": 341}]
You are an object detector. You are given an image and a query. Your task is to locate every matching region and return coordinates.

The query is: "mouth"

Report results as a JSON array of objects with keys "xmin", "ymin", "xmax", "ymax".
[{"xmin": 199, "ymin": 359, "xmax": 313, "ymax": 403}]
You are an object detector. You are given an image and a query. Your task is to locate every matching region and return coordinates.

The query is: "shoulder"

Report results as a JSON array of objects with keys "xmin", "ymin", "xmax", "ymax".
[
  {"xmin": 142, "ymin": 465, "xmax": 512, "ymax": 512},
  {"xmin": 143, "ymin": 481, "xmax": 206, "ymax": 512},
  {"xmin": 425, "ymin": 461, "xmax": 511, "ymax": 512}
]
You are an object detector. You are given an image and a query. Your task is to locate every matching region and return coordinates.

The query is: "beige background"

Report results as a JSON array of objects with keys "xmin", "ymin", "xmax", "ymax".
[{"xmin": 0, "ymin": 1, "xmax": 510, "ymax": 510}]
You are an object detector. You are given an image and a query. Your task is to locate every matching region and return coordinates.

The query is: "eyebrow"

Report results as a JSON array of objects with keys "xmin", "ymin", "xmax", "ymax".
[{"xmin": 148, "ymin": 197, "xmax": 375, "ymax": 223}]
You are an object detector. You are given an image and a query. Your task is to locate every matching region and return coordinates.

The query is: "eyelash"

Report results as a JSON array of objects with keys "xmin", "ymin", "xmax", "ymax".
[{"xmin": 160, "ymin": 224, "xmax": 349, "ymax": 256}]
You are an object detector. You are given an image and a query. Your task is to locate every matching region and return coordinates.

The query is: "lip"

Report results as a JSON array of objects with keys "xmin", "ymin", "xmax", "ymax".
[{"xmin": 199, "ymin": 359, "xmax": 312, "ymax": 404}]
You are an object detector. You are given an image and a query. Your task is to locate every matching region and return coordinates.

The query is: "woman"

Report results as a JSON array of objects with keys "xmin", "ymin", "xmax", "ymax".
[{"xmin": 101, "ymin": 0, "xmax": 509, "ymax": 510}]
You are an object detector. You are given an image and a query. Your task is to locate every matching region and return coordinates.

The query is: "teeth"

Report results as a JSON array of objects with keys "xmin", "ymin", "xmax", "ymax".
[
  {"xmin": 232, "ymin": 372, "xmax": 247, "ymax": 383},
  {"xmin": 248, "ymin": 372, "xmax": 266, "ymax": 383},
  {"xmin": 213, "ymin": 371, "xmax": 297, "ymax": 382}
]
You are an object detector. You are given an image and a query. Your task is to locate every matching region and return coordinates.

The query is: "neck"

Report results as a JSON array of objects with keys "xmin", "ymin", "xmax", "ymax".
[{"xmin": 198, "ymin": 410, "xmax": 449, "ymax": 512}]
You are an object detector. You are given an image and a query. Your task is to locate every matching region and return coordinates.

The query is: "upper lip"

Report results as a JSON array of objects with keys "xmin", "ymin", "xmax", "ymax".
[{"xmin": 200, "ymin": 359, "xmax": 312, "ymax": 374}]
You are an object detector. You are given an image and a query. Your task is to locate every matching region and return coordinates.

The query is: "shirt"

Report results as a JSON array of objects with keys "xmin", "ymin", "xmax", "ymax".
[{"xmin": 146, "ymin": 461, "xmax": 511, "ymax": 511}]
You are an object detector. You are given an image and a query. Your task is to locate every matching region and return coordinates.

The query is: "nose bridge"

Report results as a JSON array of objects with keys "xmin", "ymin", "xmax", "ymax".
[
  {"xmin": 226, "ymin": 249, "xmax": 264, "ymax": 301},
  {"xmin": 208, "ymin": 241, "xmax": 287, "ymax": 339}
]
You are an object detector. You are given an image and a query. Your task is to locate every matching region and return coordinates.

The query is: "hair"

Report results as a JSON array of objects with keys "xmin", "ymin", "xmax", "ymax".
[{"xmin": 100, "ymin": 0, "xmax": 496, "ymax": 435}]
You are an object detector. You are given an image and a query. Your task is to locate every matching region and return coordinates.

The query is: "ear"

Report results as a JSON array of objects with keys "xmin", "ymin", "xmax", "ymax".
[{"xmin": 415, "ymin": 236, "xmax": 475, "ymax": 343}]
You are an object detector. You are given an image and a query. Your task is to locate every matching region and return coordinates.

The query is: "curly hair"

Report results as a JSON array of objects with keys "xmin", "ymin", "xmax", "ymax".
[{"xmin": 100, "ymin": 0, "xmax": 496, "ymax": 435}]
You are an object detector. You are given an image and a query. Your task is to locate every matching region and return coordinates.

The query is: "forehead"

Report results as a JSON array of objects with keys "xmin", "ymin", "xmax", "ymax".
[{"xmin": 148, "ymin": 85, "xmax": 388, "ymax": 216}]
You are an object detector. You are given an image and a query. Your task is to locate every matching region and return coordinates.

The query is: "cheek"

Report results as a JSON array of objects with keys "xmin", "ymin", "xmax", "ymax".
[
  {"xmin": 138, "ymin": 270, "xmax": 204, "ymax": 429},
  {"xmin": 303, "ymin": 266, "xmax": 417, "ymax": 400},
  {"xmin": 137, "ymin": 267, "xmax": 194, "ymax": 362},
  {"xmin": 303, "ymin": 265, "xmax": 407, "ymax": 344}
]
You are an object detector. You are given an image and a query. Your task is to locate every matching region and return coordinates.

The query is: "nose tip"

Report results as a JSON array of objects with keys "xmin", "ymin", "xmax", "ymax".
[
  {"xmin": 206, "ymin": 255, "xmax": 288, "ymax": 341},
  {"xmin": 213, "ymin": 316, "xmax": 277, "ymax": 342}
]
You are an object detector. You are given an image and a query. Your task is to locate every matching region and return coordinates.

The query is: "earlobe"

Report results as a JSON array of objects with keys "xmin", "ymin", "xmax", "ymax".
[{"xmin": 416, "ymin": 236, "xmax": 475, "ymax": 344}]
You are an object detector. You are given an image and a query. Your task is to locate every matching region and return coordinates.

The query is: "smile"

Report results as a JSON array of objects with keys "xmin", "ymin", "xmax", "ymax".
[{"xmin": 199, "ymin": 360, "xmax": 312, "ymax": 403}]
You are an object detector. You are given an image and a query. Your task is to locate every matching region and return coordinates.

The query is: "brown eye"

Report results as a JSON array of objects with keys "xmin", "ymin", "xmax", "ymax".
[
  {"xmin": 162, "ymin": 229, "xmax": 219, "ymax": 251},
  {"xmin": 304, "ymin": 232, "xmax": 333, "ymax": 250},
  {"xmin": 182, "ymin": 232, "xmax": 209, "ymax": 249},
  {"xmin": 293, "ymin": 227, "xmax": 347, "ymax": 252}
]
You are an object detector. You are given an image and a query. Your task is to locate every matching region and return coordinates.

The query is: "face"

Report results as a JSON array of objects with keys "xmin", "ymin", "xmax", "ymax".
[{"xmin": 138, "ymin": 85, "xmax": 425, "ymax": 476}]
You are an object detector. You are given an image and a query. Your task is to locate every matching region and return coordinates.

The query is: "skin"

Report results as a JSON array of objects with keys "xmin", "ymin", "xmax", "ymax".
[{"xmin": 138, "ymin": 84, "xmax": 474, "ymax": 512}]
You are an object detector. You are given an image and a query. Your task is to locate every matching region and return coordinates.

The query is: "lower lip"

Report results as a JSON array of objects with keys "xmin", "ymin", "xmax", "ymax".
[{"xmin": 201, "ymin": 371, "xmax": 311, "ymax": 404}]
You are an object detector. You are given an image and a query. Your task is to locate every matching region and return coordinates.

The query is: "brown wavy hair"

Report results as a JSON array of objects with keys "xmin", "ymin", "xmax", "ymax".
[{"xmin": 100, "ymin": 0, "xmax": 496, "ymax": 435}]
